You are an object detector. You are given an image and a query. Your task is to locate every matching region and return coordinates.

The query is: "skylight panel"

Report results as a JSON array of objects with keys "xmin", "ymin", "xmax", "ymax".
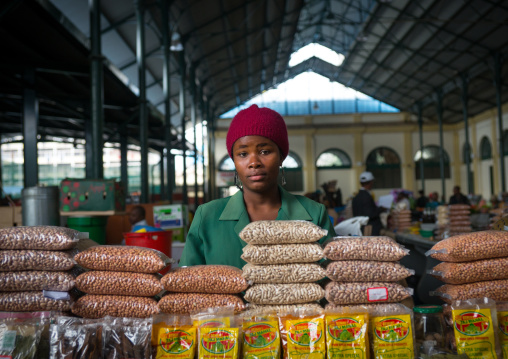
[{"xmin": 289, "ymin": 43, "xmax": 345, "ymax": 67}]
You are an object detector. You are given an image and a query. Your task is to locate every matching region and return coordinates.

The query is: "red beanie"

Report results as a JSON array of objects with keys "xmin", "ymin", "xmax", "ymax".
[{"xmin": 226, "ymin": 104, "xmax": 289, "ymax": 160}]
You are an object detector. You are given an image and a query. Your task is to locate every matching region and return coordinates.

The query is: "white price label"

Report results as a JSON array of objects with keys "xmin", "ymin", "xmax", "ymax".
[{"xmin": 367, "ymin": 287, "xmax": 388, "ymax": 302}]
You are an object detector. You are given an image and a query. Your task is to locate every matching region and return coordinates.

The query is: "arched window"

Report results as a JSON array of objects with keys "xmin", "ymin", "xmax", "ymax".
[
  {"xmin": 480, "ymin": 136, "xmax": 492, "ymax": 160},
  {"xmin": 281, "ymin": 151, "xmax": 304, "ymax": 192},
  {"xmin": 414, "ymin": 145, "xmax": 450, "ymax": 179},
  {"xmin": 218, "ymin": 155, "xmax": 235, "ymax": 171},
  {"xmin": 462, "ymin": 142, "xmax": 472, "ymax": 164},
  {"xmin": 316, "ymin": 148, "xmax": 352, "ymax": 169},
  {"xmin": 365, "ymin": 147, "xmax": 401, "ymax": 189}
]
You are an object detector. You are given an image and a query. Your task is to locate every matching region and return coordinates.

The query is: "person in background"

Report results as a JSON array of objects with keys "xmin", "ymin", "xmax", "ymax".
[
  {"xmin": 352, "ymin": 171, "xmax": 386, "ymax": 235},
  {"xmin": 449, "ymin": 185, "xmax": 470, "ymax": 205},
  {"xmin": 415, "ymin": 190, "xmax": 428, "ymax": 210},
  {"xmin": 426, "ymin": 192, "xmax": 440, "ymax": 210},
  {"xmin": 179, "ymin": 104, "xmax": 336, "ymax": 268},
  {"xmin": 395, "ymin": 192, "xmax": 411, "ymax": 210},
  {"xmin": 128, "ymin": 205, "xmax": 147, "ymax": 230}
]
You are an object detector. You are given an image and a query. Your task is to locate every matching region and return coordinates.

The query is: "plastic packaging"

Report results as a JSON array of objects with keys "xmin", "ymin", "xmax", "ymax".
[
  {"xmin": 425, "ymin": 230, "xmax": 508, "ymax": 262},
  {"xmin": 161, "ymin": 265, "xmax": 248, "ymax": 294},
  {"xmin": 103, "ymin": 317, "xmax": 153, "ymax": 359},
  {"xmin": 158, "ymin": 293, "xmax": 246, "ymax": 314},
  {"xmin": 242, "ymin": 313, "xmax": 281, "ymax": 359},
  {"xmin": 0, "ymin": 318, "xmax": 45, "ymax": 359},
  {"xmin": 243, "ymin": 263, "xmax": 325, "ymax": 284},
  {"xmin": 0, "ymin": 291, "xmax": 71, "ymax": 312},
  {"xmin": 323, "ymin": 237, "xmax": 409, "ymax": 261},
  {"xmin": 241, "ymin": 243, "xmax": 324, "ymax": 264},
  {"xmin": 239, "ymin": 220, "xmax": 328, "ymax": 244},
  {"xmin": 413, "ymin": 305, "xmax": 446, "ymax": 354},
  {"xmin": 49, "ymin": 317, "xmax": 103, "ymax": 359},
  {"xmin": 151, "ymin": 314, "xmax": 196, "ymax": 359},
  {"xmin": 324, "ymin": 303, "xmax": 410, "ymax": 317},
  {"xmin": 429, "ymin": 257, "xmax": 508, "ymax": 284},
  {"xmin": 0, "ymin": 226, "xmax": 81, "ymax": 250},
  {"xmin": 325, "ymin": 306, "xmax": 369, "ymax": 359},
  {"xmin": 242, "ymin": 303, "xmax": 324, "ymax": 317},
  {"xmin": 450, "ymin": 298, "xmax": 502, "ymax": 359},
  {"xmin": 325, "ymin": 281, "xmax": 413, "ymax": 305},
  {"xmin": 0, "ymin": 250, "xmax": 75, "ymax": 271},
  {"xmin": 75, "ymin": 270, "xmax": 162, "ymax": 296},
  {"xmin": 432, "ymin": 279, "xmax": 508, "ymax": 303},
  {"xmin": 71, "ymin": 294, "xmax": 159, "ymax": 318},
  {"xmin": 245, "ymin": 283, "xmax": 325, "ymax": 305},
  {"xmin": 0, "ymin": 270, "xmax": 74, "ymax": 291},
  {"xmin": 74, "ymin": 245, "xmax": 174, "ymax": 273},
  {"xmin": 278, "ymin": 307, "xmax": 326, "ymax": 359},
  {"xmin": 326, "ymin": 260, "xmax": 414, "ymax": 282},
  {"xmin": 496, "ymin": 301, "xmax": 508, "ymax": 359}
]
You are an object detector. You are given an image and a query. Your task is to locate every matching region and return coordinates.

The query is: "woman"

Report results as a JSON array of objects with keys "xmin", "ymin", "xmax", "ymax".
[{"xmin": 179, "ymin": 105, "xmax": 336, "ymax": 268}]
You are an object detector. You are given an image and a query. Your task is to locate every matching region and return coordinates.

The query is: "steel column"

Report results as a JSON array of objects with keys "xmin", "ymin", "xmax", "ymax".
[
  {"xmin": 494, "ymin": 52, "xmax": 506, "ymax": 192},
  {"xmin": 90, "ymin": 0, "xmax": 104, "ymax": 179},
  {"xmin": 436, "ymin": 90, "xmax": 446, "ymax": 202},
  {"xmin": 209, "ymin": 109, "xmax": 216, "ymax": 199},
  {"xmin": 179, "ymin": 51, "xmax": 188, "ymax": 205},
  {"xmin": 161, "ymin": 0, "xmax": 173, "ymax": 202},
  {"xmin": 136, "ymin": 0, "xmax": 149, "ymax": 203},
  {"xmin": 120, "ymin": 133, "xmax": 128, "ymax": 191},
  {"xmin": 160, "ymin": 150, "xmax": 165, "ymax": 199},
  {"xmin": 23, "ymin": 68, "xmax": 38, "ymax": 188},
  {"xmin": 417, "ymin": 103, "xmax": 425, "ymax": 193},
  {"xmin": 461, "ymin": 74, "xmax": 473, "ymax": 194},
  {"xmin": 190, "ymin": 67, "xmax": 199, "ymax": 209},
  {"xmin": 201, "ymin": 96, "xmax": 207, "ymax": 203}
]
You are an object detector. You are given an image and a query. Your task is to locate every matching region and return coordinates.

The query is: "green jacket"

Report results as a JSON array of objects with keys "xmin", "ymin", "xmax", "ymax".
[{"xmin": 179, "ymin": 186, "xmax": 336, "ymax": 269}]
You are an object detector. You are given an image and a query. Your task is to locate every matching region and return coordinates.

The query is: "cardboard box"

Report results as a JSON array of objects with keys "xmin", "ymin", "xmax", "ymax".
[
  {"xmin": 13, "ymin": 206, "xmax": 22, "ymax": 226},
  {"xmin": 168, "ymin": 227, "xmax": 186, "ymax": 243},
  {"xmin": 0, "ymin": 207, "xmax": 13, "ymax": 228},
  {"xmin": 60, "ymin": 179, "xmax": 126, "ymax": 213},
  {"xmin": 153, "ymin": 204, "xmax": 188, "ymax": 229}
]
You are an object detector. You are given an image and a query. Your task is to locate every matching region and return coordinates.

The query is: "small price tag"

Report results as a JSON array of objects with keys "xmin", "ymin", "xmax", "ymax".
[
  {"xmin": 0, "ymin": 330, "xmax": 17, "ymax": 351},
  {"xmin": 43, "ymin": 291, "xmax": 70, "ymax": 300},
  {"xmin": 367, "ymin": 287, "xmax": 388, "ymax": 302}
]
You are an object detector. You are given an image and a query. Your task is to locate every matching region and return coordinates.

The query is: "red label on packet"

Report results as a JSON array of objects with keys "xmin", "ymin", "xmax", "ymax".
[{"xmin": 367, "ymin": 287, "xmax": 388, "ymax": 302}]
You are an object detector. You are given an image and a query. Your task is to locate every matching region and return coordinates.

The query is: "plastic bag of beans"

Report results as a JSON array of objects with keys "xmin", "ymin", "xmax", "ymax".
[
  {"xmin": 0, "ymin": 271, "xmax": 74, "ymax": 291},
  {"xmin": 324, "ymin": 236, "xmax": 409, "ymax": 261},
  {"xmin": 158, "ymin": 293, "xmax": 246, "ymax": 314},
  {"xmin": 426, "ymin": 230, "xmax": 508, "ymax": 262},
  {"xmin": 432, "ymin": 279, "xmax": 508, "ymax": 303},
  {"xmin": 0, "ymin": 291, "xmax": 72, "ymax": 312},
  {"xmin": 239, "ymin": 220, "xmax": 328, "ymax": 244},
  {"xmin": 244, "ymin": 283, "xmax": 325, "ymax": 305},
  {"xmin": 161, "ymin": 265, "xmax": 249, "ymax": 294},
  {"xmin": 76, "ymin": 270, "xmax": 162, "ymax": 296},
  {"xmin": 0, "ymin": 226, "xmax": 82, "ymax": 250},
  {"xmin": 103, "ymin": 317, "xmax": 152, "ymax": 359},
  {"xmin": 242, "ymin": 263, "xmax": 326, "ymax": 284},
  {"xmin": 326, "ymin": 260, "xmax": 414, "ymax": 282},
  {"xmin": 74, "ymin": 245, "xmax": 174, "ymax": 273},
  {"xmin": 325, "ymin": 281, "xmax": 413, "ymax": 305},
  {"xmin": 429, "ymin": 257, "xmax": 508, "ymax": 284},
  {"xmin": 241, "ymin": 243, "xmax": 324, "ymax": 264},
  {"xmin": 0, "ymin": 250, "xmax": 76, "ymax": 271},
  {"xmin": 71, "ymin": 294, "xmax": 159, "ymax": 318}
]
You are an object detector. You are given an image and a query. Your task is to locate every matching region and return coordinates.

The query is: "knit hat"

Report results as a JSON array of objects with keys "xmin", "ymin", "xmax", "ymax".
[{"xmin": 226, "ymin": 104, "xmax": 289, "ymax": 160}]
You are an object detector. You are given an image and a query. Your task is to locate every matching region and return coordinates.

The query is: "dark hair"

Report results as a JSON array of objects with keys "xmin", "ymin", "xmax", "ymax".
[{"xmin": 132, "ymin": 205, "xmax": 146, "ymax": 218}]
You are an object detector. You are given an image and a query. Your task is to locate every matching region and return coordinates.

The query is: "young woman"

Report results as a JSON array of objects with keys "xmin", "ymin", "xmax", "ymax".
[{"xmin": 179, "ymin": 105, "xmax": 336, "ymax": 268}]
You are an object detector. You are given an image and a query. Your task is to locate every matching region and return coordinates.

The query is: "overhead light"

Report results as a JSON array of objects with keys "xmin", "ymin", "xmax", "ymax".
[{"xmin": 170, "ymin": 32, "xmax": 184, "ymax": 52}]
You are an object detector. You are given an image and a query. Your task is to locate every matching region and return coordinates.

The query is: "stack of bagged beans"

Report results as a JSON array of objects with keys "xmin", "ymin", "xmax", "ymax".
[
  {"xmin": 427, "ymin": 230, "xmax": 508, "ymax": 303},
  {"xmin": 158, "ymin": 264, "xmax": 248, "ymax": 314},
  {"xmin": 323, "ymin": 236, "xmax": 414, "ymax": 308},
  {"xmin": 435, "ymin": 205, "xmax": 449, "ymax": 240},
  {"xmin": 240, "ymin": 220, "xmax": 327, "ymax": 312},
  {"xmin": 0, "ymin": 226, "xmax": 77, "ymax": 312},
  {"xmin": 72, "ymin": 246, "xmax": 167, "ymax": 318},
  {"xmin": 391, "ymin": 209, "xmax": 412, "ymax": 231},
  {"xmin": 447, "ymin": 204, "xmax": 472, "ymax": 236}
]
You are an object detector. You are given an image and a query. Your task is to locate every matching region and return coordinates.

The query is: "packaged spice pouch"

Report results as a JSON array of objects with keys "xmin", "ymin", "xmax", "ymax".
[
  {"xmin": 242, "ymin": 313, "xmax": 281, "ymax": 359},
  {"xmin": 49, "ymin": 317, "xmax": 103, "ymax": 359},
  {"xmin": 0, "ymin": 226, "xmax": 83, "ymax": 250},
  {"xmin": 74, "ymin": 245, "xmax": 175, "ymax": 273},
  {"xmin": 75, "ymin": 270, "xmax": 163, "ymax": 296},
  {"xmin": 369, "ymin": 303, "xmax": 415, "ymax": 359},
  {"xmin": 432, "ymin": 279, "xmax": 508, "ymax": 304},
  {"xmin": 0, "ymin": 249, "xmax": 76, "ymax": 271},
  {"xmin": 0, "ymin": 270, "xmax": 75, "ymax": 292},
  {"xmin": 239, "ymin": 220, "xmax": 328, "ymax": 245},
  {"xmin": 425, "ymin": 230, "xmax": 508, "ymax": 262},
  {"xmin": 326, "ymin": 261, "xmax": 414, "ymax": 282},
  {"xmin": 192, "ymin": 307, "xmax": 241, "ymax": 359},
  {"xmin": 496, "ymin": 302, "xmax": 508, "ymax": 359},
  {"xmin": 323, "ymin": 237, "xmax": 409, "ymax": 262},
  {"xmin": 103, "ymin": 316, "xmax": 153, "ymax": 359},
  {"xmin": 0, "ymin": 318, "xmax": 45, "ymax": 359},
  {"xmin": 451, "ymin": 297, "xmax": 503, "ymax": 359},
  {"xmin": 151, "ymin": 314, "xmax": 197, "ymax": 359},
  {"xmin": 325, "ymin": 306, "xmax": 369, "ymax": 359},
  {"xmin": 278, "ymin": 308, "xmax": 327, "ymax": 359},
  {"xmin": 325, "ymin": 282, "xmax": 413, "ymax": 305},
  {"xmin": 161, "ymin": 265, "xmax": 249, "ymax": 294},
  {"xmin": 429, "ymin": 258, "xmax": 508, "ymax": 284}
]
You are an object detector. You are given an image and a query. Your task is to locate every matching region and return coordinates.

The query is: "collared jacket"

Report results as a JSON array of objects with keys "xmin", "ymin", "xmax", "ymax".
[
  {"xmin": 352, "ymin": 188, "xmax": 384, "ymax": 236},
  {"xmin": 179, "ymin": 186, "xmax": 336, "ymax": 269}
]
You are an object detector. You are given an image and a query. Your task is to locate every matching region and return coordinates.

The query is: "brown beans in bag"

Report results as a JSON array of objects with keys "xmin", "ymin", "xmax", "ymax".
[
  {"xmin": 326, "ymin": 260, "xmax": 414, "ymax": 282},
  {"xmin": 71, "ymin": 294, "xmax": 159, "ymax": 318},
  {"xmin": 433, "ymin": 279, "xmax": 508, "ymax": 304},
  {"xmin": 76, "ymin": 270, "xmax": 162, "ymax": 296},
  {"xmin": 324, "ymin": 237, "xmax": 408, "ymax": 261},
  {"xmin": 430, "ymin": 257, "xmax": 508, "ymax": 284},
  {"xmin": 325, "ymin": 281, "xmax": 413, "ymax": 305},
  {"xmin": 158, "ymin": 292, "xmax": 246, "ymax": 314}
]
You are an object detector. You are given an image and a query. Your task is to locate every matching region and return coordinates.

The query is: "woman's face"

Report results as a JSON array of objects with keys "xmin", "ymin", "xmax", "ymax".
[{"xmin": 232, "ymin": 135, "xmax": 283, "ymax": 194}]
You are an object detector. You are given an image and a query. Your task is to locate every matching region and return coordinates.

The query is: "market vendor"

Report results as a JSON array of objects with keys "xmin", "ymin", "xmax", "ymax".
[{"xmin": 179, "ymin": 104, "xmax": 336, "ymax": 268}]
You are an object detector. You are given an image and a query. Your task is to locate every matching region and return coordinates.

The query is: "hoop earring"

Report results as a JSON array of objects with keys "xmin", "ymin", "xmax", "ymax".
[
  {"xmin": 234, "ymin": 171, "xmax": 243, "ymax": 191},
  {"xmin": 281, "ymin": 167, "xmax": 286, "ymax": 186}
]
